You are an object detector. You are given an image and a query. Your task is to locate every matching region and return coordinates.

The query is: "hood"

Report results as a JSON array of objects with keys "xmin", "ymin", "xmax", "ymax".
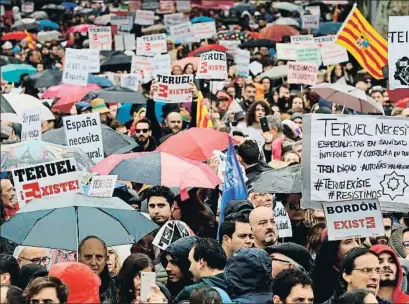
[
  {"xmin": 19, "ymin": 264, "xmax": 48, "ymax": 290},
  {"xmin": 370, "ymin": 245, "xmax": 409, "ymax": 303},
  {"xmin": 49, "ymin": 262, "xmax": 101, "ymax": 304},
  {"xmin": 225, "ymin": 248, "xmax": 272, "ymax": 298}
]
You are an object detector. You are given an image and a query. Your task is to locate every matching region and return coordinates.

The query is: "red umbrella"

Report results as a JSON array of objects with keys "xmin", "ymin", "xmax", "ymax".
[
  {"xmin": 1, "ymin": 31, "xmax": 37, "ymax": 41},
  {"xmin": 188, "ymin": 44, "xmax": 228, "ymax": 57},
  {"xmin": 396, "ymin": 97, "xmax": 409, "ymax": 108},
  {"xmin": 155, "ymin": 128, "xmax": 236, "ymax": 161},
  {"xmin": 67, "ymin": 24, "xmax": 97, "ymax": 33},
  {"xmin": 260, "ymin": 24, "xmax": 299, "ymax": 42}
]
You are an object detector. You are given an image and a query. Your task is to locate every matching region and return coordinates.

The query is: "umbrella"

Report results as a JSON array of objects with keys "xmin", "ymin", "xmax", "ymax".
[
  {"xmin": 2, "ymin": 94, "xmax": 55, "ymax": 121},
  {"xmin": 272, "ymin": 2, "xmax": 300, "ymax": 12},
  {"xmin": 191, "ymin": 16, "xmax": 214, "ymax": 24},
  {"xmin": 83, "ymin": 86, "xmax": 147, "ymax": 104},
  {"xmin": 30, "ymin": 11, "xmax": 49, "ymax": 20},
  {"xmin": 24, "ymin": 70, "xmax": 63, "ymax": 89},
  {"xmin": 1, "ymin": 140, "xmax": 95, "ymax": 172},
  {"xmin": 141, "ymin": 24, "xmax": 165, "ymax": 34},
  {"xmin": 37, "ymin": 30, "xmax": 62, "ymax": 44},
  {"xmin": 172, "ymin": 57, "xmax": 200, "ymax": 71},
  {"xmin": 92, "ymin": 152, "xmax": 221, "ymax": 189},
  {"xmin": 259, "ymin": 24, "xmax": 299, "ymax": 42},
  {"xmin": 1, "ymin": 95, "xmax": 15, "ymax": 114},
  {"xmin": 259, "ymin": 65, "xmax": 289, "ymax": 79},
  {"xmin": 249, "ymin": 164, "xmax": 302, "ymax": 194},
  {"xmin": 74, "ymin": 7, "xmax": 95, "ymax": 16},
  {"xmin": 1, "ymin": 64, "xmax": 37, "ymax": 82},
  {"xmin": 100, "ymin": 52, "xmax": 132, "ymax": 72},
  {"xmin": 87, "ymin": 75, "xmax": 113, "ymax": 88},
  {"xmin": 239, "ymin": 39, "xmax": 275, "ymax": 49},
  {"xmin": 312, "ymin": 22, "xmax": 343, "ymax": 36},
  {"xmin": 11, "ymin": 19, "xmax": 39, "ymax": 32},
  {"xmin": 67, "ymin": 24, "xmax": 97, "ymax": 34},
  {"xmin": 273, "ymin": 17, "xmax": 300, "ymax": 27},
  {"xmin": 311, "ymin": 83, "xmax": 385, "ymax": 114},
  {"xmin": 156, "ymin": 128, "xmax": 233, "ymax": 161},
  {"xmin": 41, "ymin": 4, "xmax": 66, "ymax": 12},
  {"xmin": 1, "ymin": 31, "xmax": 36, "ymax": 41},
  {"xmin": 396, "ymin": 97, "xmax": 409, "ymax": 108},
  {"xmin": 61, "ymin": 1, "xmax": 78, "ymax": 12},
  {"xmin": 0, "ymin": 56, "xmax": 22, "ymax": 66},
  {"xmin": 0, "ymin": 95, "xmax": 20, "ymax": 123},
  {"xmin": 43, "ymin": 124, "xmax": 138, "ymax": 157},
  {"xmin": 38, "ymin": 20, "xmax": 59, "ymax": 31},
  {"xmin": 188, "ymin": 44, "xmax": 228, "ymax": 57},
  {"xmin": 230, "ymin": 3, "xmax": 257, "ymax": 14},
  {"xmin": 0, "ymin": 193, "xmax": 158, "ymax": 251}
]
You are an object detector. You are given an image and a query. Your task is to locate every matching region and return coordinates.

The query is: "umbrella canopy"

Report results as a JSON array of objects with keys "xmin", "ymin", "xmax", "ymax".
[
  {"xmin": 2, "ymin": 94, "xmax": 55, "ymax": 121},
  {"xmin": 84, "ymin": 86, "xmax": 147, "ymax": 104},
  {"xmin": 30, "ymin": 11, "xmax": 49, "ymax": 20},
  {"xmin": 259, "ymin": 24, "xmax": 299, "ymax": 42},
  {"xmin": 273, "ymin": 17, "xmax": 300, "ymax": 27},
  {"xmin": 1, "ymin": 140, "xmax": 95, "ymax": 172},
  {"xmin": 156, "ymin": 128, "xmax": 233, "ymax": 161},
  {"xmin": 87, "ymin": 75, "xmax": 114, "ymax": 88},
  {"xmin": 1, "ymin": 64, "xmax": 37, "ymax": 82},
  {"xmin": 0, "ymin": 56, "xmax": 22, "ymax": 66},
  {"xmin": 92, "ymin": 152, "xmax": 221, "ymax": 189},
  {"xmin": 259, "ymin": 65, "xmax": 288, "ymax": 79},
  {"xmin": 24, "ymin": 70, "xmax": 63, "ymax": 89},
  {"xmin": 1, "ymin": 95, "xmax": 21, "ymax": 123},
  {"xmin": 239, "ymin": 39, "xmax": 275, "ymax": 49},
  {"xmin": 191, "ymin": 16, "xmax": 214, "ymax": 23},
  {"xmin": 61, "ymin": 1, "xmax": 78, "ymax": 12},
  {"xmin": 37, "ymin": 30, "xmax": 62, "ymax": 44},
  {"xmin": 41, "ymin": 4, "xmax": 66, "ymax": 12},
  {"xmin": 0, "ymin": 193, "xmax": 158, "ymax": 251},
  {"xmin": 100, "ymin": 52, "xmax": 132, "ymax": 72},
  {"xmin": 188, "ymin": 44, "xmax": 228, "ymax": 57},
  {"xmin": 311, "ymin": 83, "xmax": 385, "ymax": 114},
  {"xmin": 248, "ymin": 164, "xmax": 302, "ymax": 194},
  {"xmin": 230, "ymin": 3, "xmax": 257, "ymax": 14},
  {"xmin": 11, "ymin": 19, "xmax": 39, "ymax": 32},
  {"xmin": 38, "ymin": 20, "xmax": 59, "ymax": 31},
  {"xmin": 172, "ymin": 57, "xmax": 200, "ymax": 71},
  {"xmin": 67, "ymin": 24, "xmax": 97, "ymax": 34},
  {"xmin": 272, "ymin": 2, "xmax": 300, "ymax": 12},
  {"xmin": 1, "ymin": 31, "xmax": 36, "ymax": 41},
  {"xmin": 43, "ymin": 124, "xmax": 138, "ymax": 157}
]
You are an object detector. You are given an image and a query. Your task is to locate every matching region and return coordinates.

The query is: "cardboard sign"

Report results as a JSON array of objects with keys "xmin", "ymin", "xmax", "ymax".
[
  {"xmin": 291, "ymin": 35, "xmax": 314, "ymax": 45},
  {"xmin": 136, "ymin": 34, "xmax": 167, "ymax": 56},
  {"xmin": 22, "ymin": 1, "xmax": 34, "ymax": 13},
  {"xmin": 296, "ymin": 46, "xmax": 321, "ymax": 65},
  {"xmin": 274, "ymin": 201, "xmax": 293, "ymax": 238},
  {"xmin": 131, "ymin": 55, "xmax": 154, "ymax": 83},
  {"xmin": 314, "ymin": 35, "xmax": 348, "ymax": 66},
  {"xmin": 323, "ymin": 199, "xmax": 384, "ymax": 240},
  {"xmin": 135, "ymin": 9, "xmax": 155, "ymax": 25},
  {"xmin": 12, "ymin": 159, "xmax": 80, "ymax": 206},
  {"xmin": 21, "ymin": 107, "xmax": 41, "ymax": 142},
  {"xmin": 89, "ymin": 26, "xmax": 112, "ymax": 50},
  {"xmin": 88, "ymin": 175, "xmax": 118, "ymax": 197},
  {"xmin": 276, "ymin": 43, "xmax": 299, "ymax": 60},
  {"xmin": 154, "ymin": 74, "xmax": 194, "ymax": 103},
  {"xmin": 196, "ymin": 51, "xmax": 228, "ymax": 80},
  {"xmin": 169, "ymin": 22, "xmax": 195, "ymax": 43},
  {"xmin": 121, "ymin": 74, "xmax": 139, "ymax": 91},
  {"xmin": 193, "ymin": 21, "xmax": 216, "ymax": 40},
  {"xmin": 153, "ymin": 54, "xmax": 172, "ymax": 76},
  {"xmin": 111, "ymin": 15, "xmax": 130, "ymax": 25},
  {"xmin": 63, "ymin": 113, "xmax": 104, "ymax": 163},
  {"xmin": 302, "ymin": 14, "xmax": 320, "ymax": 30},
  {"xmin": 302, "ymin": 115, "xmax": 409, "ymax": 210},
  {"xmin": 62, "ymin": 48, "xmax": 88, "ymax": 86},
  {"xmin": 176, "ymin": 0, "xmax": 191, "ymax": 12},
  {"xmin": 236, "ymin": 49, "xmax": 250, "ymax": 77},
  {"xmin": 287, "ymin": 62, "xmax": 318, "ymax": 85}
]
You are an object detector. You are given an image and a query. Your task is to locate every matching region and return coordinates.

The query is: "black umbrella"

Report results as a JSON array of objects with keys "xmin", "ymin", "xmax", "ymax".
[
  {"xmin": 1, "ymin": 95, "xmax": 16, "ymax": 114},
  {"xmin": 239, "ymin": 39, "xmax": 276, "ymax": 49},
  {"xmin": 230, "ymin": 3, "xmax": 257, "ymax": 14},
  {"xmin": 11, "ymin": 20, "xmax": 39, "ymax": 32},
  {"xmin": 84, "ymin": 86, "xmax": 147, "ymax": 104},
  {"xmin": 100, "ymin": 51, "xmax": 132, "ymax": 72},
  {"xmin": 42, "ymin": 124, "xmax": 138, "ymax": 157},
  {"xmin": 0, "ymin": 56, "xmax": 22, "ymax": 66},
  {"xmin": 24, "ymin": 70, "xmax": 63, "ymax": 89}
]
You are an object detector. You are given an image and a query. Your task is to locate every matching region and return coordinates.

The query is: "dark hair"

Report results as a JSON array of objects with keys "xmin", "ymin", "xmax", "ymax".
[
  {"xmin": 237, "ymin": 140, "xmax": 260, "ymax": 165},
  {"xmin": 146, "ymin": 186, "xmax": 175, "ymax": 208},
  {"xmin": 272, "ymin": 269, "xmax": 313, "ymax": 302},
  {"xmin": 183, "ymin": 63, "xmax": 195, "ymax": 74},
  {"xmin": 135, "ymin": 118, "xmax": 152, "ymax": 130},
  {"xmin": 78, "ymin": 235, "xmax": 107, "ymax": 256},
  {"xmin": 190, "ymin": 286, "xmax": 223, "ymax": 304},
  {"xmin": 110, "ymin": 119, "xmax": 125, "ymax": 130},
  {"xmin": 23, "ymin": 277, "xmax": 69, "ymax": 303},
  {"xmin": 403, "ymin": 227, "xmax": 409, "ymax": 236},
  {"xmin": 1, "ymin": 285, "xmax": 25, "ymax": 304},
  {"xmin": 0, "ymin": 254, "xmax": 20, "ymax": 286},
  {"xmin": 244, "ymin": 83, "xmax": 256, "ymax": 90},
  {"xmin": 192, "ymin": 238, "xmax": 227, "ymax": 270},
  {"xmin": 306, "ymin": 223, "xmax": 326, "ymax": 252},
  {"xmin": 231, "ymin": 130, "xmax": 245, "ymax": 137},
  {"xmin": 116, "ymin": 253, "xmax": 154, "ymax": 304},
  {"xmin": 246, "ymin": 101, "xmax": 271, "ymax": 127},
  {"xmin": 220, "ymin": 213, "xmax": 250, "ymax": 239},
  {"xmin": 333, "ymin": 289, "xmax": 373, "ymax": 304}
]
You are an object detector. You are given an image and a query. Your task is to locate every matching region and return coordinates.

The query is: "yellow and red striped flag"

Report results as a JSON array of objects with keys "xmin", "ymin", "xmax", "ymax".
[
  {"xmin": 25, "ymin": 30, "xmax": 36, "ymax": 50},
  {"xmin": 335, "ymin": 5, "xmax": 387, "ymax": 79},
  {"xmin": 196, "ymin": 91, "xmax": 213, "ymax": 129}
]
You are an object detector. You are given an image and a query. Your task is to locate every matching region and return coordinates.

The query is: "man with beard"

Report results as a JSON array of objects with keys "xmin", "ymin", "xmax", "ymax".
[
  {"xmin": 369, "ymin": 214, "xmax": 393, "ymax": 246},
  {"xmin": 371, "ymin": 244, "xmax": 409, "ymax": 303},
  {"xmin": 239, "ymin": 84, "xmax": 256, "ymax": 112},
  {"xmin": 132, "ymin": 118, "xmax": 157, "ymax": 152},
  {"xmin": 146, "ymin": 186, "xmax": 174, "ymax": 227},
  {"xmin": 249, "ymin": 206, "xmax": 278, "ymax": 249}
]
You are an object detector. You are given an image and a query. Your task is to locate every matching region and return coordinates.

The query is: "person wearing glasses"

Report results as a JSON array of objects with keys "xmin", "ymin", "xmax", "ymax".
[
  {"xmin": 132, "ymin": 118, "xmax": 158, "ymax": 152},
  {"xmin": 403, "ymin": 228, "xmax": 409, "ymax": 258},
  {"xmin": 14, "ymin": 246, "xmax": 50, "ymax": 268}
]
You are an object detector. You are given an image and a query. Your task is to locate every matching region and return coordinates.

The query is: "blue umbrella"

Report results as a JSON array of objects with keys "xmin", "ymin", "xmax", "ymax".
[
  {"xmin": 87, "ymin": 74, "xmax": 114, "ymax": 88},
  {"xmin": 38, "ymin": 20, "xmax": 59, "ymax": 30},
  {"xmin": 1, "ymin": 64, "xmax": 36, "ymax": 82},
  {"xmin": 0, "ymin": 193, "xmax": 158, "ymax": 251},
  {"xmin": 116, "ymin": 103, "xmax": 132, "ymax": 124},
  {"xmin": 61, "ymin": 1, "xmax": 78, "ymax": 12},
  {"xmin": 191, "ymin": 16, "xmax": 214, "ymax": 24},
  {"xmin": 312, "ymin": 22, "xmax": 342, "ymax": 36}
]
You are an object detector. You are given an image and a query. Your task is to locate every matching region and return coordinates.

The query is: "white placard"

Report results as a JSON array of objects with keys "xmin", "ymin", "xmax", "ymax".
[
  {"xmin": 124, "ymin": 34, "xmax": 136, "ymax": 50},
  {"xmin": 287, "ymin": 62, "xmax": 318, "ymax": 85},
  {"xmin": 296, "ymin": 46, "xmax": 321, "ymax": 65},
  {"xmin": 131, "ymin": 55, "xmax": 154, "ymax": 83},
  {"xmin": 154, "ymin": 74, "xmax": 194, "ymax": 103},
  {"xmin": 176, "ymin": 0, "xmax": 191, "ymax": 12},
  {"xmin": 323, "ymin": 199, "xmax": 384, "ymax": 241},
  {"xmin": 121, "ymin": 74, "xmax": 139, "ymax": 91},
  {"xmin": 302, "ymin": 15, "xmax": 320, "ymax": 30},
  {"xmin": 196, "ymin": 51, "xmax": 228, "ymax": 80},
  {"xmin": 305, "ymin": 5, "xmax": 321, "ymax": 16},
  {"xmin": 193, "ymin": 21, "xmax": 216, "ymax": 40},
  {"xmin": 249, "ymin": 61, "xmax": 263, "ymax": 76},
  {"xmin": 22, "ymin": 1, "xmax": 34, "ymax": 13},
  {"xmin": 291, "ymin": 35, "xmax": 314, "ymax": 45},
  {"xmin": 12, "ymin": 159, "xmax": 80, "ymax": 206},
  {"xmin": 136, "ymin": 34, "xmax": 167, "ymax": 56},
  {"xmin": 115, "ymin": 35, "xmax": 125, "ymax": 51},
  {"xmin": 111, "ymin": 15, "xmax": 130, "ymax": 25},
  {"xmin": 169, "ymin": 22, "xmax": 195, "ymax": 43},
  {"xmin": 274, "ymin": 201, "xmax": 293, "ymax": 238},
  {"xmin": 135, "ymin": 9, "xmax": 155, "ymax": 25},
  {"xmin": 158, "ymin": 0, "xmax": 174, "ymax": 14},
  {"xmin": 63, "ymin": 113, "xmax": 104, "ymax": 163},
  {"xmin": 87, "ymin": 49, "xmax": 100, "ymax": 73},
  {"xmin": 314, "ymin": 35, "xmax": 336, "ymax": 46},
  {"xmin": 88, "ymin": 175, "xmax": 118, "ymax": 197},
  {"xmin": 21, "ymin": 107, "xmax": 41, "ymax": 142},
  {"xmin": 303, "ymin": 115, "xmax": 409, "ymax": 209},
  {"xmin": 388, "ymin": 16, "xmax": 409, "ymax": 90},
  {"xmin": 164, "ymin": 12, "xmax": 187, "ymax": 31},
  {"xmin": 62, "ymin": 48, "xmax": 88, "ymax": 86},
  {"xmin": 153, "ymin": 54, "xmax": 171, "ymax": 76},
  {"xmin": 276, "ymin": 43, "xmax": 299, "ymax": 60},
  {"xmin": 236, "ymin": 49, "xmax": 250, "ymax": 77},
  {"xmin": 89, "ymin": 26, "xmax": 112, "ymax": 50},
  {"xmin": 314, "ymin": 35, "xmax": 348, "ymax": 66}
]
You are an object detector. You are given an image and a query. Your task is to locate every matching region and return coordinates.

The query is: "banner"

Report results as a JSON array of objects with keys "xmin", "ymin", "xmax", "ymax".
[
  {"xmin": 296, "ymin": 46, "xmax": 321, "ymax": 65},
  {"xmin": 21, "ymin": 107, "xmax": 41, "ymax": 142},
  {"xmin": 291, "ymin": 35, "xmax": 314, "ymax": 45},
  {"xmin": 274, "ymin": 201, "xmax": 293, "ymax": 238},
  {"xmin": 89, "ymin": 27, "xmax": 112, "ymax": 50},
  {"xmin": 196, "ymin": 51, "xmax": 228, "ymax": 80},
  {"xmin": 62, "ymin": 48, "xmax": 89, "ymax": 86},
  {"xmin": 136, "ymin": 34, "xmax": 167, "ymax": 56},
  {"xmin": 153, "ymin": 53, "xmax": 172, "ymax": 76},
  {"xmin": 176, "ymin": 0, "xmax": 191, "ymax": 12},
  {"xmin": 63, "ymin": 113, "xmax": 104, "ymax": 163},
  {"xmin": 121, "ymin": 74, "xmax": 139, "ymax": 91},
  {"xmin": 131, "ymin": 55, "xmax": 154, "ymax": 83},
  {"xmin": 388, "ymin": 16, "xmax": 409, "ymax": 90},
  {"xmin": 193, "ymin": 21, "xmax": 216, "ymax": 40},
  {"xmin": 236, "ymin": 49, "xmax": 250, "ymax": 77},
  {"xmin": 287, "ymin": 62, "xmax": 318, "ymax": 85},
  {"xmin": 276, "ymin": 43, "xmax": 299, "ymax": 60},
  {"xmin": 12, "ymin": 159, "xmax": 80, "ymax": 205},
  {"xmin": 323, "ymin": 199, "xmax": 384, "ymax": 240},
  {"xmin": 154, "ymin": 74, "xmax": 194, "ymax": 103},
  {"xmin": 135, "ymin": 9, "xmax": 155, "ymax": 25},
  {"xmin": 314, "ymin": 35, "xmax": 348, "ymax": 66},
  {"xmin": 302, "ymin": 115, "xmax": 409, "ymax": 211},
  {"xmin": 169, "ymin": 22, "xmax": 195, "ymax": 43},
  {"xmin": 302, "ymin": 14, "xmax": 320, "ymax": 30},
  {"xmin": 88, "ymin": 175, "xmax": 117, "ymax": 197}
]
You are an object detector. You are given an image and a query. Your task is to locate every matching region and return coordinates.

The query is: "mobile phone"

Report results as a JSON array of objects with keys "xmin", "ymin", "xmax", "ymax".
[
  {"xmin": 260, "ymin": 116, "xmax": 270, "ymax": 133},
  {"xmin": 140, "ymin": 272, "xmax": 156, "ymax": 302}
]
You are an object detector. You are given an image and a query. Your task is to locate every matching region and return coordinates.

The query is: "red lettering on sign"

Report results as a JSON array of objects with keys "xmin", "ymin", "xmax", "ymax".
[
  {"xmin": 145, "ymin": 42, "xmax": 151, "ymax": 51},
  {"xmin": 366, "ymin": 216, "xmax": 376, "ymax": 228},
  {"xmin": 158, "ymin": 84, "xmax": 168, "ymax": 97},
  {"xmin": 199, "ymin": 62, "xmax": 208, "ymax": 74},
  {"xmin": 22, "ymin": 182, "xmax": 41, "ymax": 201}
]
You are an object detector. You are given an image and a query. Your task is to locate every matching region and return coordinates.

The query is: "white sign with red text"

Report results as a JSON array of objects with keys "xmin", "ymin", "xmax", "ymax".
[
  {"xmin": 136, "ymin": 34, "xmax": 167, "ymax": 56},
  {"xmin": 89, "ymin": 26, "xmax": 112, "ymax": 50},
  {"xmin": 302, "ymin": 14, "xmax": 320, "ymax": 30},
  {"xmin": 135, "ymin": 9, "xmax": 155, "ymax": 25},
  {"xmin": 276, "ymin": 43, "xmax": 299, "ymax": 60},
  {"xmin": 196, "ymin": 51, "xmax": 228, "ymax": 80},
  {"xmin": 193, "ymin": 21, "xmax": 216, "ymax": 40},
  {"xmin": 291, "ymin": 34, "xmax": 315, "ymax": 45},
  {"xmin": 131, "ymin": 55, "xmax": 154, "ymax": 83},
  {"xmin": 170, "ymin": 22, "xmax": 195, "ymax": 43},
  {"xmin": 154, "ymin": 74, "xmax": 194, "ymax": 103},
  {"xmin": 287, "ymin": 62, "xmax": 318, "ymax": 85}
]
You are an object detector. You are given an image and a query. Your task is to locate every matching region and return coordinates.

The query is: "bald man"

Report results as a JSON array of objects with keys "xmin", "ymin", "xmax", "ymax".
[
  {"xmin": 17, "ymin": 247, "xmax": 50, "ymax": 268},
  {"xmin": 165, "ymin": 112, "xmax": 183, "ymax": 134},
  {"xmin": 249, "ymin": 207, "xmax": 278, "ymax": 249}
]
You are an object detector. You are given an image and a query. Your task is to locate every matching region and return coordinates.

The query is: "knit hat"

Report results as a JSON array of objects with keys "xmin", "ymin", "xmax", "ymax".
[
  {"xmin": 90, "ymin": 98, "xmax": 110, "ymax": 114},
  {"xmin": 291, "ymin": 112, "xmax": 303, "ymax": 121},
  {"xmin": 265, "ymin": 242, "xmax": 311, "ymax": 272}
]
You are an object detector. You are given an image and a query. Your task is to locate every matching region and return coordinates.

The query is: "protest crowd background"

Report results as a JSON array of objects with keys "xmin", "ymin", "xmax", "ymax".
[{"xmin": 0, "ymin": 0, "xmax": 409, "ymax": 303}]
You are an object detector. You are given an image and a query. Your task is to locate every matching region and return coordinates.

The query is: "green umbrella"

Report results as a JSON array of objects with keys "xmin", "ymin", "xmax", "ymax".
[{"xmin": 1, "ymin": 64, "xmax": 37, "ymax": 83}]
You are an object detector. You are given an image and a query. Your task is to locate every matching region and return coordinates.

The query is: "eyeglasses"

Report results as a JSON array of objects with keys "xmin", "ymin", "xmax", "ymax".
[
  {"xmin": 217, "ymin": 98, "xmax": 229, "ymax": 102},
  {"xmin": 135, "ymin": 129, "xmax": 149, "ymax": 133},
  {"xmin": 287, "ymin": 202, "xmax": 300, "ymax": 210},
  {"xmin": 403, "ymin": 241, "xmax": 409, "ymax": 248},
  {"xmin": 20, "ymin": 256, "xmax": 50, "ymax": 266},
  {"xmin": 353, "ymin": 267, "xmax": 381, "ymax": 275}
]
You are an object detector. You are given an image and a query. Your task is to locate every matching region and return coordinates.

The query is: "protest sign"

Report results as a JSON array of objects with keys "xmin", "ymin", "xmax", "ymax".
[
  {"xmin": 219, "ymin": 40, "xmax": 241, "ymax": 57},
  {"xmin": 153, "ymin": 220, "xmax": 194, "ymax": 250},
  {"xmin": 196, "ymin": 51, "xmax": 228, "ymax": 80},
  {"xmin": 314, "ymin": 35, "xmax": 336, "ymax": 46},
  {"xmin": 236, "ymin": 49, "xmax": 250, "ymax": 77},
  {"xmin": 62, "ymin": 48, "xmax": 88, "ymax": 86},
  {"xmin": 323, "ymin": 199, "xmax": 384, "ymax": 241},
  {"xmin": 169, "ymin": 22, "xmax": 195, "ymax": 43},
  {"xmin": 302, "ymin": 115, "xmax": 409, "ymax": 211},
  {"xmin": 116, "ymin": 34, "xmax": 136, "ymax": 50},
  {"xmin": 111, "ymin": 15, "xmax": 129, "ymax": 25},
  {"xmin": 88, "ymin": 175, "xmax": 118, "ymax": 197},
  {"xmin": 305, "ymin": 5, "xmax": 320, "ymax": 15},
  {"xmin": 129, "ymin": 0, "xmax": 141, "ymax": 12},
  {"xmin": 249, "ymin": 61, "xmax": 263, "ymax": 76},
  {"xmin": 89, "ymin": 26, "xmax": 112, "ymax": 50},
  {"xmin": 291, "ymin": 35, "xmax": 314, "ymax": 45},
  {"xmin": 388, "ymin": 16, "xmax": 409, "ymax": 90},
  {"xmin": 135, "ymin": 9, "xmax": 155, "ymax": 25},
  {"xmin": 296, "ymin": 46, "xmax": 321, "ymax": 65},
  {"xmin": 154, "ymin": 74, "xmax": 194, "ymax": 103},
  {"xmin": 21, "ymin": 107, "xmax": 41, "ymax": 142},
  {"xmin": 158, "ymin": 0, "xmax": 174, "ymax": 14},
  {"xmin": 121, "ymin": 74, "xmax": 139, "ymax": 91},
  {"xmin": 314, "ymin": 35, "xmax": 348, "ymax": 66},
  {"xmin": 141, "ymin": 0, "xmax": 159, "ymax": 11},
  {"xmin": 153, "ymin": 54, "xmax": 171, "ymax": 76},
  {"xmin": 164, "ymin": 13, "xmax": 187, "ymax": 30},
  {"xmin": 276, "ymin": 43, "xmax": 299, "ymax": 60},
  {"xmin": 193, "ymin": 21, "xmax": 216, "ymax": 40},
  {"xmin": 176, "ymin": 0, "xmax": 191, "ymax": 12},
  {"xmin": 87, "ymin": 49, "xmax": 100, "ymax": 73},
  {"xmin": 274, "ymin": 201, "xmax": 293, "ymax": 238},
  {"xmin": 114, "ymin": 35, "xmax": 124, "ymax": 50},
  {"xmin": 131, "ymin": 55, "xmax": 154, "ymax": 83},
  {"xmin": 22, "ymin": 1, "xmax": 34, "ymax": 13},
  {"xmin": 63, "ymin": 113, "xmax": 104, "ymax": 163},
  {"xmin": 136, "ymin": 34, "xmax": 167, "ymax": 56},
  {"xmin": 287, "ymin": 62, "xmax": 318, "ymax": 85},
  {"xmin": 12, "ymin": 159, "xmax": 80, "ymax": 205},
  {"xmin": 302, "ymin": 14, "xmax": 320, "ymax": 30}
]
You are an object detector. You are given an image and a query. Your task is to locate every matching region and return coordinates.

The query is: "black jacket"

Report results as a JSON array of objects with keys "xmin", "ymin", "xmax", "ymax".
[
  {"xmin": 245, "ymin": 161, "xmax": 272, "ymax": 184},
  {"xmin": 132, "ymin": 136, "xmax": 158, "ymax": 152}
]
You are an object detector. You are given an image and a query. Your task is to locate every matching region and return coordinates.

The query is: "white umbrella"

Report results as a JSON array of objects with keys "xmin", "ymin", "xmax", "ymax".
[
  {"xmin": 259, "ymin": 65, "xmax": 289, "ymax": 79},
  {"xmin": 30, "ymin": 11, "xmax": 48, "ymax": 20},
  {"xmin": 37, "ymin": 31, "xmax": 62, "ymax": 44},
  {"xmin": 3, "ymin": 94, "xmax": 55, "ymax": 121},
  {"xmin": 272, "ymin": 2, "xmax": 300, "ymax": 12},
  {"xmin": 273, "ymin": 17, "xmax": 300, "ymax": 27},
  {"xmin": 311, "ymin": 83, "xmax": 385, "ymax": 114}
]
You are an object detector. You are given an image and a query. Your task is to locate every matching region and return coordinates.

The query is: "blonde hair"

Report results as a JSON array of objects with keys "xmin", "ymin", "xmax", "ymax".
[{"xmin": 108, "ymin": 247, "xmax": 121, "ymax": 277}]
